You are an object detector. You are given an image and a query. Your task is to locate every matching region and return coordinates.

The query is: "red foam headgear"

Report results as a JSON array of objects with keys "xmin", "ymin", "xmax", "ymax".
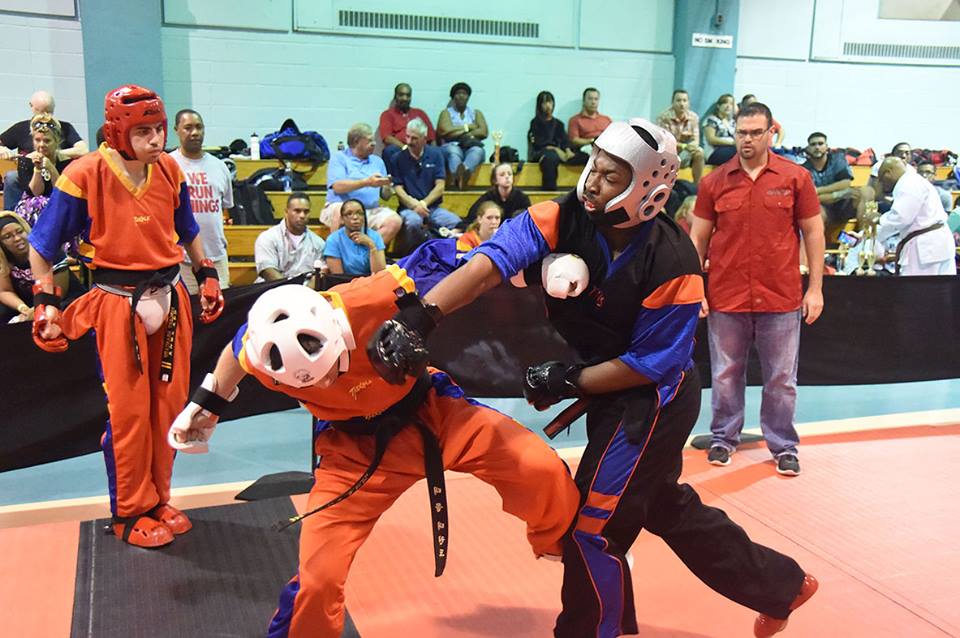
[{"xmin": 103, "ymin": 85, "xmax": 167, "ymax": 160}]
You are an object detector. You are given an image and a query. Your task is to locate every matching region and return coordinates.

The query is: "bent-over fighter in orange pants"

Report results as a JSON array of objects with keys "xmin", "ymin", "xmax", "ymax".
[{"xmin": 168, "ymin": 266, "xmax": 579, "ymax": 638}]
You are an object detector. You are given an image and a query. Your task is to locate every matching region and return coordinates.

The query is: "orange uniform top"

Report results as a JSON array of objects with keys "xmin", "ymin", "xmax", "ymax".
[
  {"xmin": 29, "ymin": 144, "xmax": 199, "ymax": 270},
  {"xmin": 235, "ymin": 266, "xmax": 418, "ymax": 421}
]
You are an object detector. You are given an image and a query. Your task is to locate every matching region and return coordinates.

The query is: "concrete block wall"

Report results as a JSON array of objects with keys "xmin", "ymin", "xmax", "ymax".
[{"xmin": 0, "ymin": 13, "xmax": 88, "ymax": 140}]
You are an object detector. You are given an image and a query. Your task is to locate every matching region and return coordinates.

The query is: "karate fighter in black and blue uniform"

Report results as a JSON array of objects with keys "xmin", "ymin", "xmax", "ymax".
[{"xmin": 368, "ymin": 119, "xmax": 818, "ymax": 638}]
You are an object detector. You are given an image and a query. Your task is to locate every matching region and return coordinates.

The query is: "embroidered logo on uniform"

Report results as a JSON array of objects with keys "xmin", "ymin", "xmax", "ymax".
[
  {"xmin": 133, "ymin": 215, "xmax": 151, "ymax": 224},
  {"xmin": 349, "ymin": 379, "xmax": 373, "ymax": 400},
  {"xmin": 766, "ymin": 188, "xmax": 791, "ymax": 197}
]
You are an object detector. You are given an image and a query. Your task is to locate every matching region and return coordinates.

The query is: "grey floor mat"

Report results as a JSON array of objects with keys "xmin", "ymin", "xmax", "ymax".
[{"xmin": 70, "ymin": 497, "xmax": 359, "ymax": 637}]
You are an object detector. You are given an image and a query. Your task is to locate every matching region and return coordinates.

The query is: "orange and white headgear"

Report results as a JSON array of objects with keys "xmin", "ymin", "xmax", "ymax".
[
  {"xmin": 102, "ymin": 85, "xmax": 167, "ymax": 160},
  {"xmin": 576, "ymin": 118, "xmax": 679, "ymax": 228},
  {"xmin": 244, "ymin": 285, "xmax": 356, "ymax": 389}
]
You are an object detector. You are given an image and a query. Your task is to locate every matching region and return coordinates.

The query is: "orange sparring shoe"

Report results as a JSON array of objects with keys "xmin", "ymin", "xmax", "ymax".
[
  {"xmin": 754, "ymin": 574, "xmax": 819, "ymax": 637},
  {"xmin": 151, "ymin": 504, "xmax": 193, "ymax": 535},
  {"xmin": 112, "ymin": 515, "xmax": 174, "ymax": 548}
]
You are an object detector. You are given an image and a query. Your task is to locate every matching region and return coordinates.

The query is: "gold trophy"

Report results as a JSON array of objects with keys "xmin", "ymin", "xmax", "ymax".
[
  {"xmin": 856, "ymin": 201, "xmax": 881, "ymax": 276},
  {"xmin": 492, "ymin": 130, "xmax": 503, "ymax": 164}
]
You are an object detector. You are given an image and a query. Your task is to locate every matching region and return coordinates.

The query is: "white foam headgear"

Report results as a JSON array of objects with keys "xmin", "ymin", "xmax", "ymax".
[
  {"xmin": 244, "ymin": 285, "xmax": 356, "ymax": 388},
  {"xmin": 576, "ymin": 118, "xmax": 679, "ymax": 228}
]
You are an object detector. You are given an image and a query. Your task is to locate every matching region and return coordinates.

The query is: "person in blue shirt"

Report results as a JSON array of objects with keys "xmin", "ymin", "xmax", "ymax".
[
  {"xmin": 321, "ymin": 123, "xmax": 402, "ymax": 246},
  {"xmin": 323, "ymin": 198, "xmax": 386, "ymax": 276},
  {"xmin": 392, "ymin": 118, "xmax": 462, "ymax": 250}
]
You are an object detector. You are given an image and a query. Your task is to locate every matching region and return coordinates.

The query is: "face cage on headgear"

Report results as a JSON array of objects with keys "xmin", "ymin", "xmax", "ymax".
[
  {"xmin": 103, "ymin": 85, "xmax": 168, "ymax": 161},
  {"xmin": 576, "ymin": 118, "xmax": 680, "ymax": 229}
]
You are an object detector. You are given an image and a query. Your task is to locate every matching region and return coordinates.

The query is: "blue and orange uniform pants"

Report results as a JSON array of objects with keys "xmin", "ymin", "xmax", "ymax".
[
  {"xmin": 62, "ymin": 283, "xmax": 193, "ymax": 519},
  {"xmin": 267, "ymin": 372, "xmax": 580, "ymax": 638},
  {"xmin": 554, "ymin": 368, "xmax": 807, "ymax": 638}
]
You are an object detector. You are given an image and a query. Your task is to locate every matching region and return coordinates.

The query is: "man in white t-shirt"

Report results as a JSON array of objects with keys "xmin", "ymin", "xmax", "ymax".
[
  {"xmin": 254, "ymin": 192, "xmax": 326, "ymax": 283},
  {"xmin": 170, "ymin": 109, "xmax": 234, "ymax": 293}
]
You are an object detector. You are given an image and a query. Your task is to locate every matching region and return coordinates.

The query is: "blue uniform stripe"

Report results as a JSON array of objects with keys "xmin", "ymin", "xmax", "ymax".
[
  {"xmin": 471, "ymin": 212, "xmax": 550, "ymax": 281},
  {"xmin": 590, "ymin": 424, "xmax": 644, "ymax": 497},
  {"xmin": 29, "ymin": 188, "xmax": 89, "ymax": 261},
  {"xmin": 266, "ymin": 573, "xmax": 301, "ymax": 638},
  {"xmin": 575, "ymin": 529, "xmax": 626, "ymax": 637},
  {"xmin": 581, "ymin": 505, "xmax": 612, "ymax": 520}
]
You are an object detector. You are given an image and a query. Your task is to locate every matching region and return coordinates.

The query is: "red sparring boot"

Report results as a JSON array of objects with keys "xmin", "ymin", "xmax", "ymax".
[
  {"xmin": 754, "ymin": 574, "xmax": 819, "ymax": 637},
  {"xmin": 112, "ymin": 515, "xmax": 174, "ymax": 548},
  {"xmin": 151, "ymin": 504, "xmax": 193, "ymax": 535}
]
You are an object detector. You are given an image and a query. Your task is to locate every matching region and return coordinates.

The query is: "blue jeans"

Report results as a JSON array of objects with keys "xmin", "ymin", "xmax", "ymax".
[
  {"xmin": 707, "ymin": 310, "xmax": 801, "ymax": 457},
  {"xmin": 399, "ymin": 206, "xmax": 461, "ymax": 230},
  {"xmin": 3, "ymin": 169, "xmax": 24, "ymax": 210},
  {"xmin": 441, "ymin": 142, "xmax": 485, "ymax": 174}
]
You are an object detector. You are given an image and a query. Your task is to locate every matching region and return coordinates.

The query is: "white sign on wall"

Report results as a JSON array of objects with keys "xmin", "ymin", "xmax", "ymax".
[{"xmin": 692, "ymin": 33, "xmax": 734, "ymax": 48}]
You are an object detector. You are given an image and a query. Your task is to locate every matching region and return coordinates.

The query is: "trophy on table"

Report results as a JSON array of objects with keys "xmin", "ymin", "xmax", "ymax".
[{"xmin": 855, "ymin": 201, "xmax": 881, "ymax": 276}]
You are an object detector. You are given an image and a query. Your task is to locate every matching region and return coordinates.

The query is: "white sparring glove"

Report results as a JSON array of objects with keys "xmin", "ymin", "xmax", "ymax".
[
  {"xmin": 542, "ymin": 253, "xmax": 590, "ymax": 299},
  {"xmin": 167, "ymin": 373, "xmax": 239, "ymax": 454}
]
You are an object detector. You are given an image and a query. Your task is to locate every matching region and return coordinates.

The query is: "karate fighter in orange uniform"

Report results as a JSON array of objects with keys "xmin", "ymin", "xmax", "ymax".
[
  {"xmin": 29, "ymin": 85, "xmax": 224, "ymax": 548},
  {"xmin": 168, "ymin": 267, "xmax": 579, "ymax": 638}
]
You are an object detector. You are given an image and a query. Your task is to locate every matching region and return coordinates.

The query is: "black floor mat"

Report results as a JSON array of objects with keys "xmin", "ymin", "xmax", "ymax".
[{"xmin": 70, "ymin": 498, "xmax": 359, "ymax": 638}]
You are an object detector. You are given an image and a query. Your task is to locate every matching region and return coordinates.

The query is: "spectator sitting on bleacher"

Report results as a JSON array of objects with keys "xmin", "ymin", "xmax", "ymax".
[
  {"xmin": 801, "ymin": 131, "xmax": 860, "ymax": 229},
  {"xmin": 457, "ymin": 200, "xmax": 501, "ymax": 252},
  {"xmin": 0, "ymin": 210, "xmax": 79, "ymax": 323},
  {"xmin": 254, "ymin": 192, "xmax": 326, "ymax": 283},
  {"xmin": 876, "ymin": 157, "xmax": 956, "ymax": 276},
  {"xmin": 322, "ymin": 198, "xmax": 386, "ymax": 276},
  {"xmin": 528, "ymin": 90, "xmax": 584, "ymax": 190},
  {"xmin": 169, "ymin": 109, "xmax": 233, "ymax": 294},
  {"xmin": 13, "ymin": 114, "xmax": 71, "ymax": 225},
  {"xmin": 702, "ymin": 94, "xmax": 737, "ymax": 166},
  {"xmin": 1, "ymin": 90, "xmax": 88, "ymax": 210},
  {"xmin": 392, "ymin": 118, "xmax": 461, "ymax": 251},
  {"xmin": 321, "ymin": 122, "xmax": 402, "ymax": 246},
  {"xmin": 657, "ymin": 89, "xmax": 705, "ymax": 184},
  {"xmin": 917, "ymin": 160, "xmax": 954, "ymax": 212},
  {"xmin": 464, "ymin": 161, "xmax": 531, "ymax": 225},
  {"xmin": 379, "ymin": 83, "xmax": 436, "ymax": 174},
  {"xmin": 567, "ymin": 87, "xmax": 612, "ymax": 155},
  {"xmin": 437, "ymin": 82, "xmax": 488, "ymax": 191}
]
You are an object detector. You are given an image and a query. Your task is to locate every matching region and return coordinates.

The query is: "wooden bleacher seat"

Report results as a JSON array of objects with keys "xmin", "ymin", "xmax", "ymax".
[
  {"xmin": 261, "ymin": 189, "xmax": 565, "ymax": 220},
  {"xmin": 233, "ymin": 159, "xmax": 700, "ymax": 191}
]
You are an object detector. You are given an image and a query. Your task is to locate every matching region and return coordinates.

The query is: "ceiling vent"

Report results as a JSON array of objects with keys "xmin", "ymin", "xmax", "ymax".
[
  {"xmin": 843, "ymin": 41, "xmax": 960, "ymax": 61},
  {"xmin": 337, "ymin": 10, "xmax": 539, "ymax": 39}
]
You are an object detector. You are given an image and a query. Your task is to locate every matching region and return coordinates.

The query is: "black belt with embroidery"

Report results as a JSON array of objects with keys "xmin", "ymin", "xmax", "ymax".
[
  {"xmin": 91, "ymin": 265, "xmax": 181, "ymax": 382},
  {"xmin": 273, "ymin": 372, "xmax": 450, "ymax": 577}
]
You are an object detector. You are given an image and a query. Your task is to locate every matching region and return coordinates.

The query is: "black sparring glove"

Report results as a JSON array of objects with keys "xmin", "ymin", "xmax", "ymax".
[
  {"xmin": 523, "ymin": 361, "xmax": 584, "ymax": 411},
  {"xmin": 367, "ymin": 290, "xmax": 444, "ymax": 385}
]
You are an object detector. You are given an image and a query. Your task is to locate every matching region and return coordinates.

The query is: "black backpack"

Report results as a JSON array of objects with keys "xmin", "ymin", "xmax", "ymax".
[{"xmin": 231, "ymin": 176, "xmax": 275, "ymax": 225}]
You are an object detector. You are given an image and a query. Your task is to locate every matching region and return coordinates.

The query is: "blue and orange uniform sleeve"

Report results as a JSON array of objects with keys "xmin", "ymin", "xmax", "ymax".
[
  {"xmin": 29, "ymin": 171, "xmax": 90, "ymax": 262},
  {"xmin": 232, "ymin": 322, "xmax": 248, "ymax": 361},
  {"xmin": 471, "ymin": 200, "xmax": 560, "ymax": 279},
  {"xmin": 619, "ymin": 274, "xmax": 703, "ymax": 385},
  {"xmin": 172, "ymin": 166, "xmax": 200, "ymax": 245}
]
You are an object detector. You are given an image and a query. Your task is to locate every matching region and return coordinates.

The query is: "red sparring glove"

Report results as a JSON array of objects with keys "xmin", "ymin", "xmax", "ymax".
[
  {"xmin": 31, "ymin": 281, "xmax": 69, "ymax": 353},
  {"xmin": 193, "ymin": 258, "xmax": 224, "ymax": 324}
]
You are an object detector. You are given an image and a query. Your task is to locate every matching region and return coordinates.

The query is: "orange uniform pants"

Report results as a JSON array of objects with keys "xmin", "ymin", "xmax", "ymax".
[
  {"xmin": 62, "ymin": 282, "xmax": 193, "ymax": 518},
  {"xmin": 267, "ymin": 372, "xmax": 580, "ymax": 638}
]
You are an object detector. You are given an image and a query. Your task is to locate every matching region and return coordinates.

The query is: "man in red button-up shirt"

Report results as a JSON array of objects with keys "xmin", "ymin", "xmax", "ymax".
[{"xmin": 689, "ymin": 102, "xmax": 824, "ymax": 478}]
